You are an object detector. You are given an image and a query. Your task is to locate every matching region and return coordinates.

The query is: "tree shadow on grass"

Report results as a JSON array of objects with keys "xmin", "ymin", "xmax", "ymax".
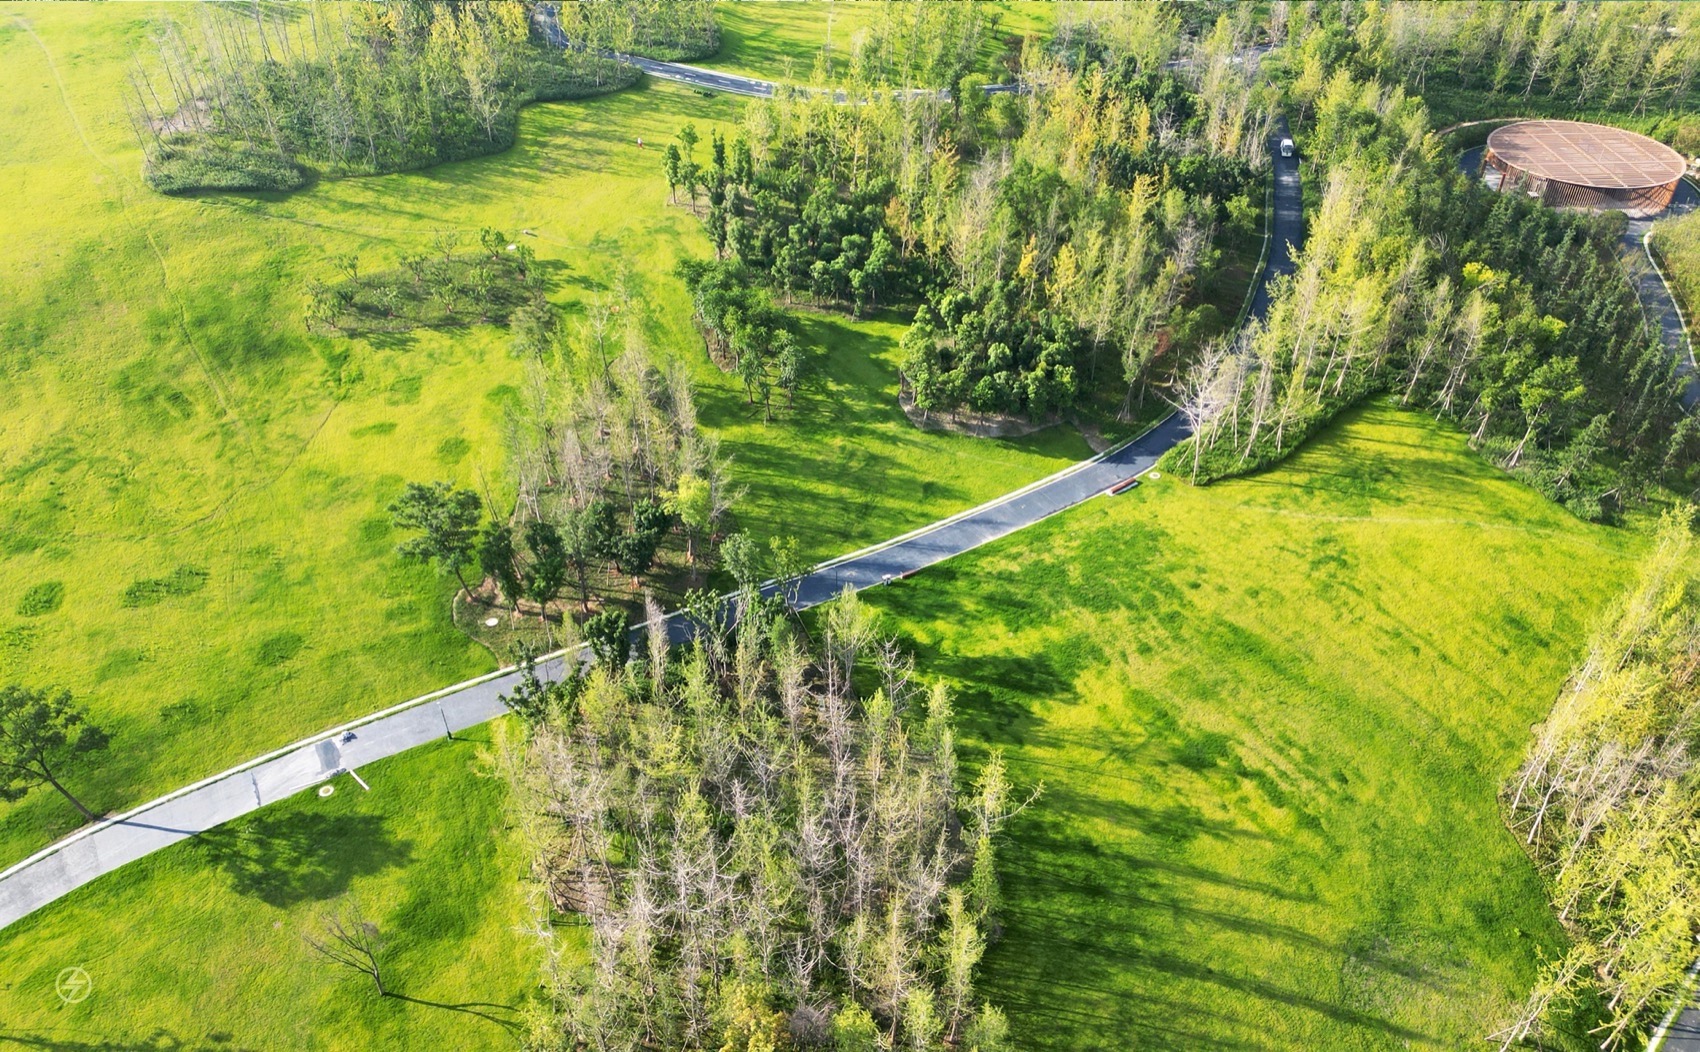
[
  {"xmin": 0, "ymin": 1029, "xmax": 260, "ymax": 1051},
  {"xmin": 886, "ymin": 643, "xmax": 1065, "ymax": 750},
  {"xmin": 362, "ymin": 329, "xmax": 420, "ymax": 353},
  {"xmin": 390, "ymin": 994, "xmax": 523, "ymax": 1034},
  {"xmin": 191, "ymin": 812, "xmax": 414, "ymax": 909},
  {"xmin": 982, "ymin": 811, "xmax": 1445, "ymax": 1052}
]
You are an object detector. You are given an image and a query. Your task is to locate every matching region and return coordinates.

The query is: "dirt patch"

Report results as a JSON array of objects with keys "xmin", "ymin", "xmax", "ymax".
[
  {"xmin": 897, "ymin": 385, "xmax": 1117, "ymax": 452},
  {"xmin": 151, "ymin": 100, "xmax": 211, "ymax": 138},
  {"xmin": 898, "ymin": 384, "xmax": 1055, "ymax": 439},
  {"xmin": 1072, "ymin": 419, "xmax": 1118, "ymax": 455}
]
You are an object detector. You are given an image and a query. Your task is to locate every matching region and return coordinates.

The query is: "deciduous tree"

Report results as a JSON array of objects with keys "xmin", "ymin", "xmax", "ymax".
[
  {"xmin": 0, "ymin": 685, "xmax": 110, "ymax": 821},
  {"xmin": 305, "ymin": 897, "xmax": 387, "ymax": 997},
  {"xmin": 389, "ymin": 481, "xmax": 483, "ymax": 597}
]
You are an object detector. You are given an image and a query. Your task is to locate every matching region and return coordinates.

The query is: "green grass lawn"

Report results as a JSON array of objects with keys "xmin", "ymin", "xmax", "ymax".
[
  {"xmin": 0, "ymin": 400, "xmax": 1638, "ymax": 1050},
  {"xmin": 0, "ymin": 3, "xmax": 1085, "ymax": 866},
  {"xmin": 0, "ymin": 727, "xmax": 534, "ymax": 1052},
  {"xmin": 857, "ymin": 400, "xmax": 1643, "ymax": 1050}
]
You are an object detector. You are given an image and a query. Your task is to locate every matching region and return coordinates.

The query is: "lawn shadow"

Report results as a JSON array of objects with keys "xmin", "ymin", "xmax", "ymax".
[
  {"xmin": 390, "ymin": 994, "xmax": 523, "ymax": 1034},
  {"xmin": 1221, "ymin": 403, "xmax": 1517, "ymax": 519},
  {"xmin": 0, "ymin": 1030, "xmax": 260, "ymax": 1052},
  {"xmin": 193, "ymin": 811, "xmax": 414, "ymax": 908},
  {"xmin": 982, "ymin": 810, "xmax": 1445, "ymax": 1051},
  {"xmin": 361, "ymin": 329, "xmax": 420, "ymax": 353}
]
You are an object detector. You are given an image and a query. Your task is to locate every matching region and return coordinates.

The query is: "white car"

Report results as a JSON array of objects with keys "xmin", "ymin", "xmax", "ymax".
[{"xmin": 1280, "ymin": 138, "xmax": 1296, "ymax": 158}]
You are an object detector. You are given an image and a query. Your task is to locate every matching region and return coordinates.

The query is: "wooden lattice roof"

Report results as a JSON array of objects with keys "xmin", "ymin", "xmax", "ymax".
[{"xmin": 1486, "ymin": 120, "xmax": 1685, "ymax": 191}]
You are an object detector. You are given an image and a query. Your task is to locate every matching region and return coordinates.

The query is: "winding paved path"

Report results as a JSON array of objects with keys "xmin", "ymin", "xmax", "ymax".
[
  {"xmin": 0, "ymin": 79, "xmax": 1302, "ymax": 935},
  {"xmin": 1653, "ymin": 959, "xmax": 1700, "ymax": 1052}
]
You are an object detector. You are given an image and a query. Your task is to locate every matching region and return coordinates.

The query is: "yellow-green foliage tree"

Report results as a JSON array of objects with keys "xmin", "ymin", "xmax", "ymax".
[{"xmin": 1497, "ymin": 508, "xmax": 1700, "ymax": 1050}]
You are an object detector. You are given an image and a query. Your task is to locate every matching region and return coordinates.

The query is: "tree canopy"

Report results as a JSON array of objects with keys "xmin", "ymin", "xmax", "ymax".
[
  {"xmin": 0, "ymin": 684, "xmax": 110, "ymax": 821},
  {"xmin": 666, "ymin": 4, "xmax": 1270, "ymax": 422},
  {"xmin": 1172, "ymin": 56, "xmax": 1691, "ymax": 518},
  {"xmin": 133, "ymin": 1, "xmax": 637, "ymax": 193},
  {"xmin": 1497, "ymin": 509, "xmax": 1700, "ymax": 1049}
]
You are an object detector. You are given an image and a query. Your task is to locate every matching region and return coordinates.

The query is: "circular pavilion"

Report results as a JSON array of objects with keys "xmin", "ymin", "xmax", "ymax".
[{"xmin": 1482, "ymin": 120, "xmax": 1686, "ymax": 218}]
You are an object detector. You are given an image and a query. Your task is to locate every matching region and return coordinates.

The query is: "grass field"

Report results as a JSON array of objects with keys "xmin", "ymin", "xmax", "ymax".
[
  {"xmin": 858, "ymin": 401, "xmax": 1643, "ymax": 1050},
  {"xmin": 0, "ymin": 728, "xmax": 534, "ymax": 1052},
  {"xmin": 0, "ymin": 3, "xmax": 1087, "ymax": 866},
  {"xmin": 6, "ymin": 5, "xmax": 1624, "ymax": 1047},
  {"xmin": 0, "ymin": 400, "xmax": 1641, "ymax": 1049}
]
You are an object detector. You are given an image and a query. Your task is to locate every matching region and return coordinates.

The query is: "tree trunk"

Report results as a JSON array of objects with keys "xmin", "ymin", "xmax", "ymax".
[{"xmin": 38, "ymin": 766, "xmax": 97, "ymax": 821}]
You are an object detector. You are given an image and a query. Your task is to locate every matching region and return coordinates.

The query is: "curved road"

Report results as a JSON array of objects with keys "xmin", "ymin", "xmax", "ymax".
[{"xmin": 0, "ymin": 100, "xmax": 1303, "ymax": 934}]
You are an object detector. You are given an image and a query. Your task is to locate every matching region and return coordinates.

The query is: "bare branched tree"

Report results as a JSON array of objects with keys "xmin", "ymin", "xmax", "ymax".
[
  {"xmin": 304, "ymin": 897, "xmax": 387, "ymax": 997},
  {"xmin": 506, "ymin": 588, "xmax": 1029, "ymax": 1048}
]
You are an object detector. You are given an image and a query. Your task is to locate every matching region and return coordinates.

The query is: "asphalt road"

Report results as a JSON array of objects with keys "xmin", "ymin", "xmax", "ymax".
[
  {"xmin": 1623, "ymin": 184, "xmax": 1700, "ymax": 410},
  {"xmin": 1658, "ymin": 1001, "xmax": 1700, "ymax": 1052},
  {"xmin": 1252, "ymin": 115, "xmax": 1303, "ymax": 321},
  {"xmin": 0, "ymin": 71, "xmax": 1302, "ymax": 933}
]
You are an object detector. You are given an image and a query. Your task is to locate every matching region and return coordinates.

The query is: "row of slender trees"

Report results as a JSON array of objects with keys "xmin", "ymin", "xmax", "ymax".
[
  {"xmin": 834, "ymin": 0, "xmax": 997, "ymax": 92},
  {"xmin": 550, "ymin": 0, "xmax": 718, "ymax": 62},
  {"xmin": 1496, "ymin": 509, "xmax": 1700, "ymax": 1050},
  {"xmin": 1318, "ymin": 0, "xmax": 1700, "ymax": 114},
  {"xmin": 386, "ymin": 340, "xmax": 737, "ymax": 631},
  {"xmin": 499, "ymin": 588, "xmax": 1028, "ymax": 1052},
  {"xmin": 677, "ymin": 259, "xmax": 808, "ymax": 421},
  {"xmin": 129, "ymin": 1, "xmax": 656, "ymax": 193},
  {"xmin": 505, "ymin": 345, "xmax": 739, "ymax": 605}
]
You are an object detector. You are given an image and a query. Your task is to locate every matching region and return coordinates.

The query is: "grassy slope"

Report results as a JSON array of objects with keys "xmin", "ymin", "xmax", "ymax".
[
  {"xmin": 0, "ymin": 727, "xmax": 533, "ymax": 1052},
  {"xmin": 860, "ymin": 401, "xmax": 1642, "ymax": 1050},
  {"xmin": 0, "ymin": 3, "xmax": 1084, "ymax": 865}
]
